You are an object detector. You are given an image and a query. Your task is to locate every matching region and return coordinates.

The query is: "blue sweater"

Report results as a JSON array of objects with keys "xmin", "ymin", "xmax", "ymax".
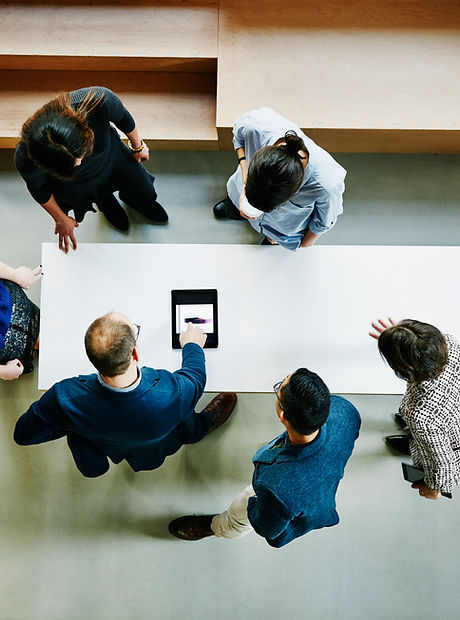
[
  {"xmin": 14, "ymin": 343, "xmax": 207, "ymax": 477},
  {"xmin": 247, "ymin": 395, "xmax": 360, "ymax": 548},
  {"xmin": 0, "ymin": 282, "xmax": 12, "ymax": 350}
]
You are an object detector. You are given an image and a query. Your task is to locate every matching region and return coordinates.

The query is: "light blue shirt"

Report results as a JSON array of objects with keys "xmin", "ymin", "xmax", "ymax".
[
  {"xmin": 227, "ymin": 107, "xmax": 346, "ymax": 251},
  {"xmin": 97, "ymin": 368, "xmax": 142, "ymax": 393}
]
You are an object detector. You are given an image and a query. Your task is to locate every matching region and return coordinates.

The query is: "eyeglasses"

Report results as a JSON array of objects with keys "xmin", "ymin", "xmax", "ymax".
[
  {"xmin": 273, "ymin": 380, "xmax": 283, "ymax": 407},
  {"xmin": 132, "ymin": 324, "xmax": 141, "ymax": 342}
]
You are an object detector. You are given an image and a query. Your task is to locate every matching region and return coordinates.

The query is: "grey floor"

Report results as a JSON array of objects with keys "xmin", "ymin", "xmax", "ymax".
[{"xmin": 1, "ymin": 150, "xmax": 460, "ymax": 620}]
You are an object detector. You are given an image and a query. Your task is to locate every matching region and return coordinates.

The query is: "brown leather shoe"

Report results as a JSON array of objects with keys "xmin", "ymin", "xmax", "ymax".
[
  {"xmin": 169, "ymin": 515, "xmax": 216, "ymax": 540},
  {"xmin": 200, "ymin": 393, "xmax": 237, "ymax": 433}
]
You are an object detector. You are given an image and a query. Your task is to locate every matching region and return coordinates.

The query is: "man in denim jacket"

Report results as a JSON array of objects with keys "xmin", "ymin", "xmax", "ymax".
[{"xmin": 169, "ymin": 368, "xmax": 360, "ymax": 548}]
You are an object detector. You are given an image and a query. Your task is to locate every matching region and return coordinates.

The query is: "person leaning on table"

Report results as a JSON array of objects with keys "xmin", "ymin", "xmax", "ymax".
[
  {"xmin": 169, "ymin": 368, "xmax": 360, "ymax": 547},
  {"xmin": 0, "ymin": 261, "xmax": 42, "ymax": 380},
  {"xmin": 370, "ymin": 318, "xmax": 460, "ymax": 499},
  {"xmin": 212, "ymin": 107, "xmax": 346, "ymax": 251},
  {"xmin": 15, "ymin": 86, "xmax": 168, "ymax": 253},
  {"xmin": 14, "ymin": 313, "xmax": 236, "ymax": 477}
]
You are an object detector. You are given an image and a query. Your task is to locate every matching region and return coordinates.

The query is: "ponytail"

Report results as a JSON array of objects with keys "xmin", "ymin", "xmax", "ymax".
[{"xmin": 282, "ymin": 130, "xmax": 307, "ymax": 160}]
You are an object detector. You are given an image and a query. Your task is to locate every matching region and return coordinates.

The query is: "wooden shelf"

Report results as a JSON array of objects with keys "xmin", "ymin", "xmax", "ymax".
[
  {"xmin": 0, "ymin": 1, "xmax": 218, "ymax": 67},
  {"xmin": 0, "ymin": 70, "xmax": 218, "ymax": 149},
  {"xmin": 217, "ymin": 0, "xmax": 460, "ymax": 153},
  {"xmin": 1, "ymin": 0, "xmax": 459, "ymax": 152}
]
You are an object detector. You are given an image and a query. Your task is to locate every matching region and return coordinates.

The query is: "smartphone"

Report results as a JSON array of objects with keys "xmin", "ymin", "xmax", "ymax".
[{"xmin": 401, "ymin": 463, "xmax": 452, "ymax": 499}]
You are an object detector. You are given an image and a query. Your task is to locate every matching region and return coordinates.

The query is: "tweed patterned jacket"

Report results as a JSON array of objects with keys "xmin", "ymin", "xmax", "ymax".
[{"xmin": 400, "ymin": 334, "xmax": 460, "ymax": 493}]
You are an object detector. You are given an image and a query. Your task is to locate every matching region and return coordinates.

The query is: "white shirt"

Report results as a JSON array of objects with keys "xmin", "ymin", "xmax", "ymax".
[{"xmin": 227, "ymin": 107, "xmax": 346, "ymax": 251}]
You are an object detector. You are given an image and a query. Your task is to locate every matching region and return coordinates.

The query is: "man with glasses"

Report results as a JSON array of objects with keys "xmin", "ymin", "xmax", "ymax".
[
  {"xmin": 14, "ymin": 311, "xmax": 236, "ymax": 477},
  {"xmin": 169, "ymin": 368, "xmax": 360, "ymax": 547}
]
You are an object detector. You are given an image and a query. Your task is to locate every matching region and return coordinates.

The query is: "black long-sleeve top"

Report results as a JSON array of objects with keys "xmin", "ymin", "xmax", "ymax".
[{"xmin": 14, "ymin": 86, "xmax": 135, "ymax": 205}]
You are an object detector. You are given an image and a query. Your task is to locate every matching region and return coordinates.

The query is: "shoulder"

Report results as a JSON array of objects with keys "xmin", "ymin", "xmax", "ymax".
[
  {"xmin": 139, "ymin": 366, "xmax": 162, "ymax": 385},
  {"xmin": 326, "ymin": 395, "xmax": 361, "ymax": 440},
  {"xmin": 51, "ymin": 374, "xmax": 98, "ymax": 399},
  {"xmin": 69, "ymin": 86, "xmax": 111, "ymax": 103},
  {"xmin": 69, "ymin": 86, "xmax": 115, "ymax": 119},
  {"xmin": 329, "ymin": 395, "xmax": 361, "ymax": 421},
  {"xmin": 235, "ymin": 107, "xmax": 299, "ymax": 135},
  {"xmin": 302, "ymin": 146, "xmax": 347, "ymax": 195},
  {"xmin": 445, "ymin": 334, "xmax": 460, "ymax": 365}
]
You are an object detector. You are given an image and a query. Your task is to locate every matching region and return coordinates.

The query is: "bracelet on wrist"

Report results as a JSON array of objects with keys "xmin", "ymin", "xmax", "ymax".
[
  {"xmin": 238, "ymin": 156, "xmax": 246, "ymax": 162},
  {"xmin": 128, "ymin": 139, "xmax": 145, "ymax": 153}
]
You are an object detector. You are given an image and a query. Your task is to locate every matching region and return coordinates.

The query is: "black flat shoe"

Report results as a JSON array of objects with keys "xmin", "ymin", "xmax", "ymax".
[
  {"xmin": 145, "ymin": 201, "xmax": 169, "ymax": 223},
  {"xmin": 119, "ymin": 193, "xmax": 169, "ymax": 224},
  {"xmin": 213, "ymin": 198, "xmax": 245, "ymax": 220},
  {"xmin": 97, "ymin": 194, "xmax": 129, "ymax": 232},
  {"xmin": 385, "ymin": 434, "xmax": 411, "ymax": 455}
]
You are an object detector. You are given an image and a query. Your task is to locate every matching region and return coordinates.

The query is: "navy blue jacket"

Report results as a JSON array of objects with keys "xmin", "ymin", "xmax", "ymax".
[
  {"xmin": 247, "ymin": 395, "xmax": 360, "ymax": 548},
  {"xmin": 14, "ymin": 343, "xmax": 208, "ymax": 477}
]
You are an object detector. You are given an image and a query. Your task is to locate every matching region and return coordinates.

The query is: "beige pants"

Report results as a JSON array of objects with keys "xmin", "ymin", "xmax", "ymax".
[{"xmin": 211, "ymin": 485, "xmax": 255, "ymax": 539}]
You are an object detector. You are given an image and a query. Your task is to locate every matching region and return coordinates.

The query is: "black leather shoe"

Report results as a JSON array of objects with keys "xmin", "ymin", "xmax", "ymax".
[
  {"xmin": 97, "ymin": 194, "xmax": 129, "ymax": 232},
  {"xmin": 169, "ymin": 515, "xmax": 216, "ymax": 540},
  {"xmin": 385, "ymin": 434, "xmax": 411, "ymax": 455},
  {"xmin": 119, "ymin": 194, "xmax": 169, "ymax": 223},
  {"xmin": 394, "ymin": 413, "xmax": 408, "ymax": 430},
  {"xmin": 213, "ymin": 198, "xmax": 245, "ymax": 220},
  {"xmin": 200, "ymin": 393, "xmax": 237, "ymax": 433}
]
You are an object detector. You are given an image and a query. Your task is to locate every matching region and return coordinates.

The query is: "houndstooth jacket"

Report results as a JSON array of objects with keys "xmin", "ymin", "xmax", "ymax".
[{"xmin": 400, "ymin": 334, "xmax": 460, "ymax": 493}]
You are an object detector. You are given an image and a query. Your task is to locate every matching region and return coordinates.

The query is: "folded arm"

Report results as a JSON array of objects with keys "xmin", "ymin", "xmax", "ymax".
[{"xmin": 247, "ymin": 484, "xmax": 292, "ymax": 544}]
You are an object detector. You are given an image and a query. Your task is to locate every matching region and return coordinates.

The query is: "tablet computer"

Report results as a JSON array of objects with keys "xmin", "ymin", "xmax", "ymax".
[
  {"xmin": 401, "ymin": 463, "xmax": 452, "ymax": 499},
  {"xmin": 171, "ymin": 289, "xmax": 218, "ymax": 349}
]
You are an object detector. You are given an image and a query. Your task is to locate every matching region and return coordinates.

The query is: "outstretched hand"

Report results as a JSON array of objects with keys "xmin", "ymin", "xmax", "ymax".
[
  {"xmin": 14, "ymin": 265, "xmax": 43, "ymax": 290},
  {"xmin": 55, "ymin": 216, "xmax": 78, "ymax": 254},
  {"xmin": 369, "ymin": 317, "xmax": 396, "ymax": 339},
  {"xmin": 179, "ymin": 322, "xmax": 207, "ymax": 349}
]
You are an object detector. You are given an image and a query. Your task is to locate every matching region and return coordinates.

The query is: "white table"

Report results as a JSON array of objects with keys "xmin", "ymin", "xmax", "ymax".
[{"xmin": 39, "ymin": 243, "xmax": 460, "ymax": 394}]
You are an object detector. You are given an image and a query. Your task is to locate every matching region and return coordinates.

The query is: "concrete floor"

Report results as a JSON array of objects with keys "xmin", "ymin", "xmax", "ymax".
[{"xmin": 1, "ymin": 149, "xmax": 460, "ymax": 620}]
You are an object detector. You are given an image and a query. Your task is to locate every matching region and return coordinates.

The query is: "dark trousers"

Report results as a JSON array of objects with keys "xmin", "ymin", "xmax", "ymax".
[
  {"xmin": 126, "ymin": 410, "xmax": 213, "ymax": 472},
  {"xmin": 54, "ymin": 130, "xmax": 158, "ymax": 222}
]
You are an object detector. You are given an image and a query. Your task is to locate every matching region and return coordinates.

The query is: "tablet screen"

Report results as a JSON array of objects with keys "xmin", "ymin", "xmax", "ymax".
[
  {"xmin": 176, "ymin": 304, "xmax": 214, "ymax": 334},
  {"xmin": 171, "ymin": 289, "xmax": 218, "ymax": 348}
]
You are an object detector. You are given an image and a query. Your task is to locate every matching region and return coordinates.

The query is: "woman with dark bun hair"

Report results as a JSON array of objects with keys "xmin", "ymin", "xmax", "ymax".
[
  {"xmin": 213, "ymin": 107, "xmax": 346, "ymax": 251},
  {"xmin": 15, "ymin": 86, "xmax": 168, "ymax": 253},
  {"xmin": 370, "ymin": 317, "xmax": 460, "ymax": 500},
  {"xmin": 0, "ymin": 261, "xmax": 42, "ymax": 380}
]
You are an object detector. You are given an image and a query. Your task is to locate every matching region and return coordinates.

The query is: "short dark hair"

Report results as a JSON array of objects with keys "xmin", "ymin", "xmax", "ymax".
[
  {"xmin": 245, "ymin": 130, "xmax": 306, "ymax": 212},
  {"xmin": 378, "ymin": 319, "xmax": 448, "ymax": 383},
  {"xmin": 279, "ymin": 368, "xmax": 331, "ymax": 435},
  {"xmin": 20, "ymin": 90, "xmax": 101, "ymax": 181},
  {"xmin": 85, "ymin": 313, "xmax": 136, "ymax": 377}
]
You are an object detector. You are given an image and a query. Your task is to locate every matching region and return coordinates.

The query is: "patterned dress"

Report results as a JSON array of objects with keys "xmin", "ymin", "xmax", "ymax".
[
  {"xmin": 0, "ymin": 280, "xmax": 40, "ymax": 373},
  {"xmin": 400, "ymin": 334, "xmax": 460, "ymax": 493}
]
